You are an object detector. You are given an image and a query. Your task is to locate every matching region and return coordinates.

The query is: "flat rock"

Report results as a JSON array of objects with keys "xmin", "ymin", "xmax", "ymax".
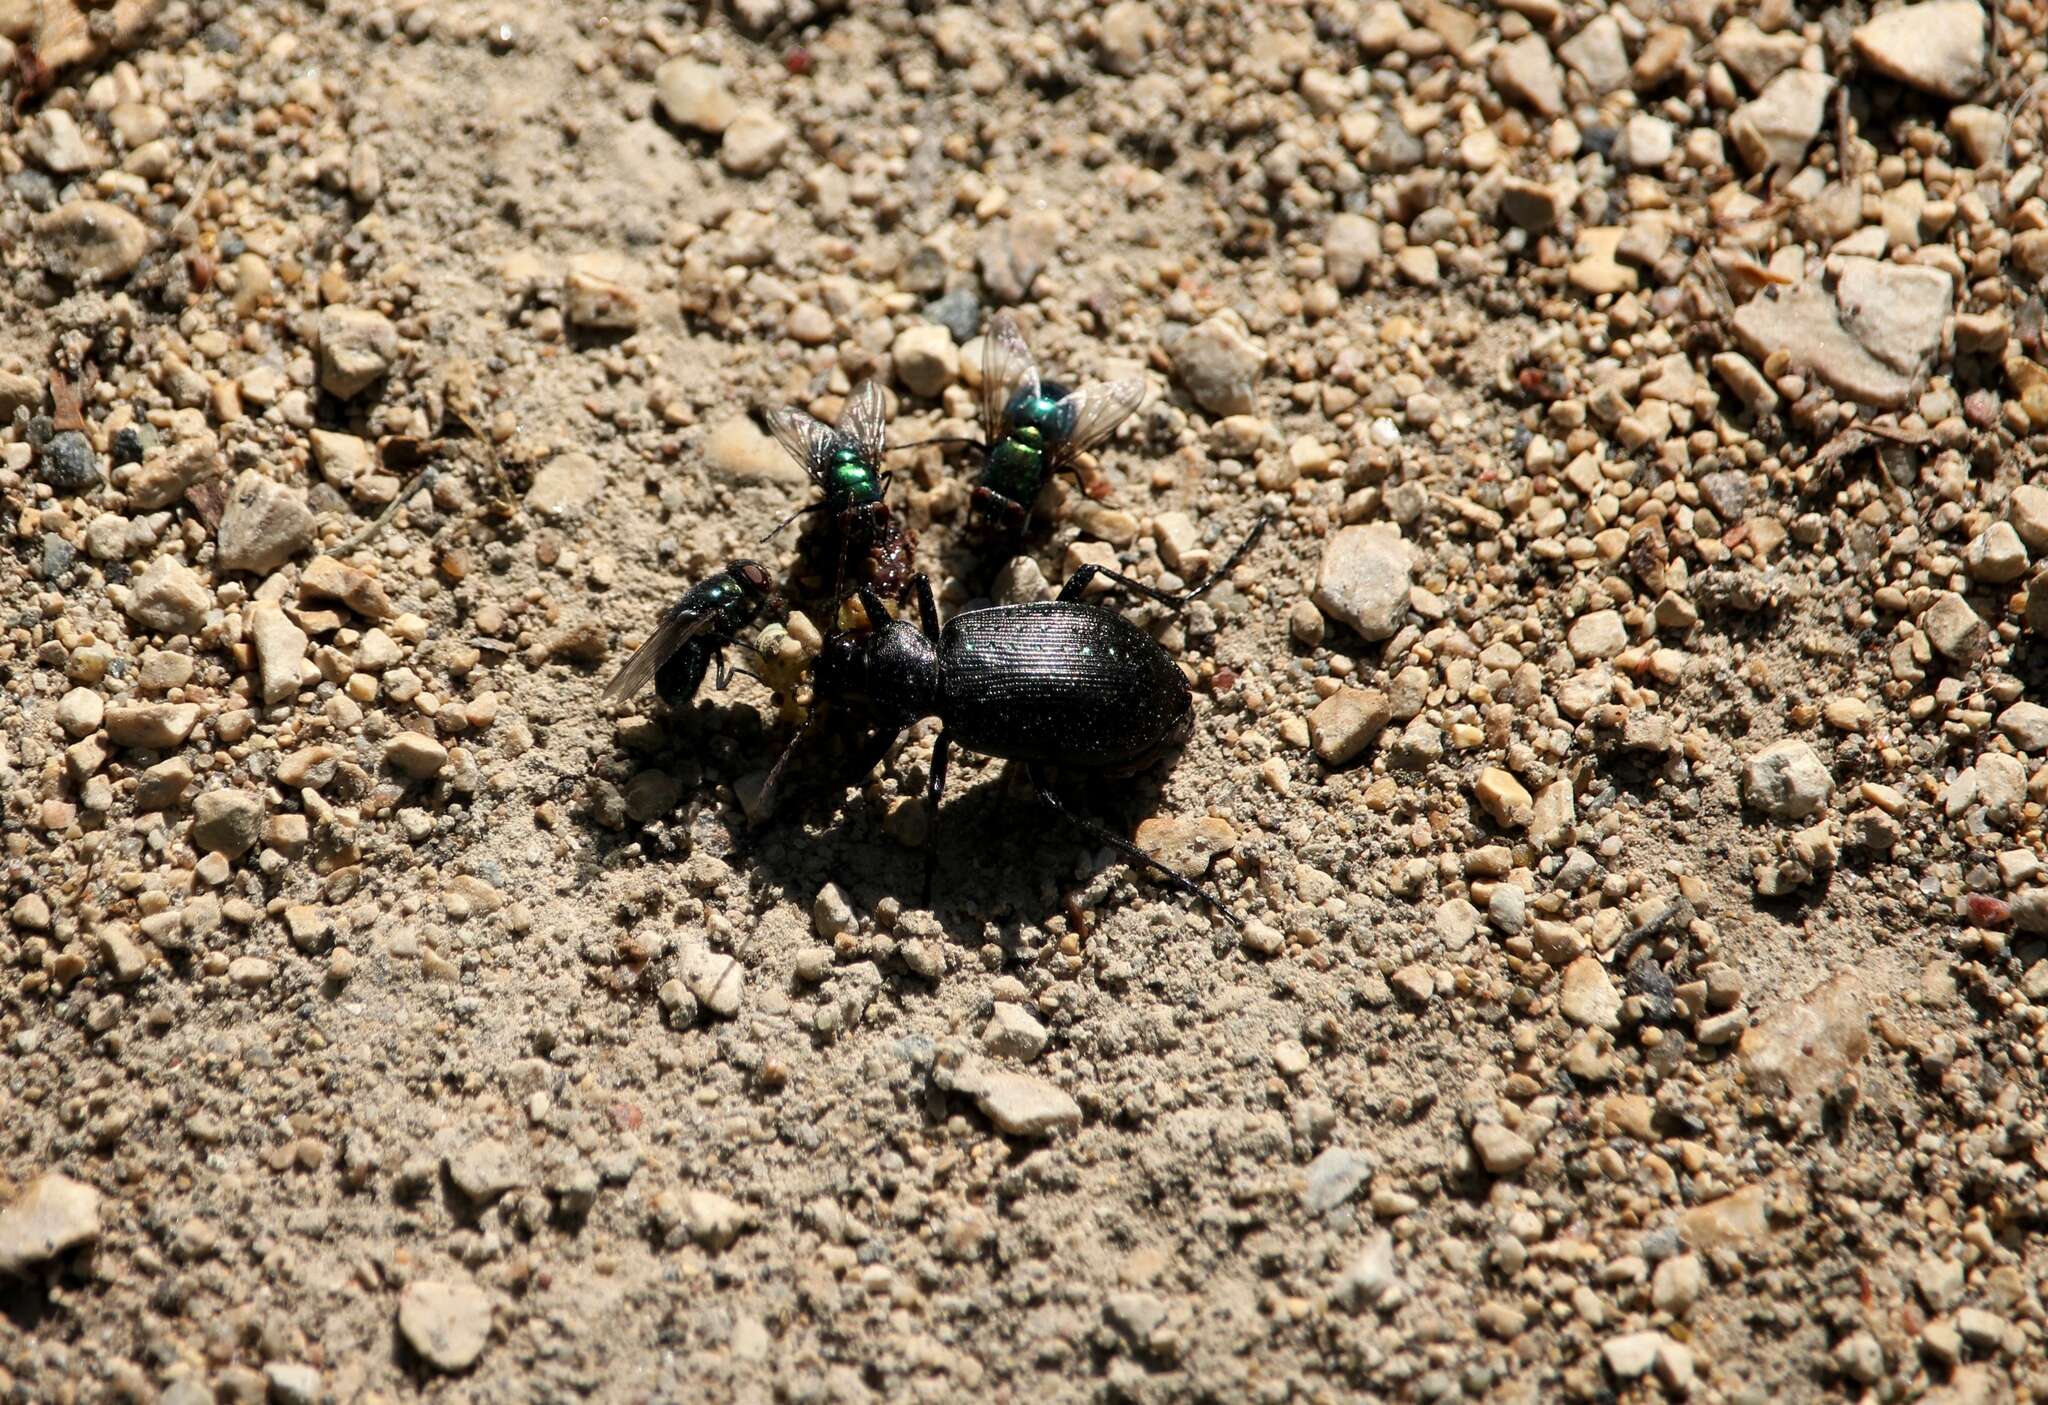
[
  {"xmin": 1314, "ymin": 524, "xmax": 1413, "ymax": 641},
  {"xmin": 1560, "ymin": 954, "xmax": 1621, "ymax": 1030},
  {"xmin": 1172, "ymin": 313, "xmax": 1263, "ymax": 416},
  {"xmin": 1491, "ymin": 34, "xmax": 1563, "ymax": 116},
  {"xmin": 1834, "ymin": 258, "xmax": 1952, "ymax": 377},
  {"xmin": 1471, "ymin": 1122, "xmax": 1536, "ymax": 1174},
  {"xmin": 36, "ymin": 200, "xmax": 150, "ymax": 282},
  {"xmin": 981, "ymin": 1002, "xmax": 1050, "ymax": 1060},
  {"xmin": 301, "ymin": 555, "xmax": 396, "ymax": 620},
  {"xmin": 1852, "ymin": 0, "xmax": 1987, "ymax": 100},
  {"xmin": 1310, "ymin": 687, "xmax": 1392, "ymax": 766},
  {"xmin": 248, "ymin": 602, "xmax": 308, "ymax": 705},
  {"xmin": 1558, "ymin": 15, "xmax": 1630, "ymax": 94},
  {"xmin": 105, "ymin": 702, "xmax": 199, "ymax": 749},
  {"xmin": 317, "ymin": 306, "xmax": 398, "ymax": 398},
  {"xmin": 1302, "ymin": 1146, "xmax": 1375, "ymax": 1214},
  {"xmin": 215, "ymin": 469, "xmax": 313, "ymax": 575},
  {"xmin": 398, "ymin": 1279, "xmax": 492, "ymax": 1372},
  {"xmin": 447, "ymin": 1139, "xmax": 526, "ymax": 1202},
  {"xmin": 1133, "ymin": 814, "xmax": 1236, "ymax": 879},
  {"xmin": 948, "ymin": 1063, "xmax": 1082, "ymax": 1138},
  {"xmin": 705, "ymin": 416, "xmax": 806, "ymax": 484},
  {"xmin": 1738, "ymin": 971, "xmax": 1871, "ymax": 1115},
  {"xmin": 0, "ymin": 1173, "xmax": 103, "ymax": 1274},
  {"xmin": 1730, "ymin": 279, "xmax": 1917, "ymax": 409},
  {"xmin": 525, "ymin": 451, "xmax": 607, "ymax": 521},
  {"xmin": 1729, "ymin": 69, "xmax": 1834, "ymax": 170},
  {"xmin": 1681, "ymin": 1182, "xmax": 1770, "ymax": 1248}
]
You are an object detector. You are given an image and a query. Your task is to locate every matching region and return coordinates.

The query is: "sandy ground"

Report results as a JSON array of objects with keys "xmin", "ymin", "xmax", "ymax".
[{"xmin": 5, "ymin": 0, "xmax": 2048, "ymax": 1400}]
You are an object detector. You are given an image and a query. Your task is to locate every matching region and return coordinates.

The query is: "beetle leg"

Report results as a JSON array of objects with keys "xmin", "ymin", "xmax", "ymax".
[
  {"xmin": 756, "ymin": 712, "xmax": 824, "ymax": 822},
  {"xmin": 921, "ymin": 730, "xmax": 952, "ymax": 905},
  {"xmin": 855, "ymin": 586, "xmax": 889, "ymax": 631},
  {"xmin": 1027, "ymin": 766, "xmax": 1242, "ymax": 930},
  {"xmin": 914, "ymin": 574, "xmax": 940, "ymax": 640}
]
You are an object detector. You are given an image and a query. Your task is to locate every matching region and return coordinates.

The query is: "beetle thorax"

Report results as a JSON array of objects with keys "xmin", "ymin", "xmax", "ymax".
[{"xmin": 816, "ymin": 621, "xmax": 938, "ymax": 722}]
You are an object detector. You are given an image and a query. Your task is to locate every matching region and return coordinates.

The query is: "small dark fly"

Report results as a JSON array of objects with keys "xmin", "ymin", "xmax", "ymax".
[
  {"xmin": 765, "ymin": 378, "xmax": 917, "ymax": 605},
  {"xmin": 603, "ymin": 560, "xmax": 781, "ymax": 708},
  {"xmin": 959, "ymin": 313, "xmax": 1146, "ymax": 534}
]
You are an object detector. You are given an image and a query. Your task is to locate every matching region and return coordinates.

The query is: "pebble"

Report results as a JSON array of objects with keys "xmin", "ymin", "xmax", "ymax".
[
  {"xmin": 1560, "ymin": 954, "xmax": 1622, "ymax": 1031},
  {"xmin": 244, "ymin": 603, "xmax": 306, "ymax": 706},
  {"xmin": 1171, "ymin": 314, "xmax": 1263, "ymax": 416},
  {"xmin": 1651, "ymin": 1253, "xmax": 1704, "ymax": 1316},
  {"xmin": 1851, "ymin": 0, "xmax": 1987, "ymax": 101},
  {"xmin": 1309, "ymin": 687, "xmax": 1391, "ymax": 766},
  {"xmin": 398, "ymin": 1278, "xmax": 493, "ymax": 1373},
  {"xmin": 1313, "ymin": 523, "xmax": 1413, "ymax": 641},
  {"xmin": 37, "ymin": 430, "xmax": 101, "ymax": 493},
  {"xmin": 685, "ymin": 948, "xmax": 744, "ymax": 1017},
  {"xmin": 1729, "ymin": 70, "xmax": 1834, "ymax": 170},
  {"xmin": 655, "ymin": 58, "xmax": 736, "ymax": 133},
  {"xmin": 385, "ymin": 732, "xmax": 450, "ymax": 781},
  {"xmin": 1601, "ymin": 1331, "xmax": 1664, "ymax": 1380},
  {"xmin": 1731, "ymin": 278, "xmax": 1917, "ymax": 409},
  {"xmin": 1490, "ymin": 34, "xmax": 1563, "ymax": 117},
  {"xmin": 982, "ymin": 1002, "xmax": 1049, "ymax": 1060},
  {"xmin": 1996, "ymin": 701, "xmax": 2048, "ymax": 752},
  {"xmin": 36, "ymin": 200, "xmax": 150, "ymax": 281},
  {"xmin": 705, "ymin": 416, "xmax": 806, "ymax": 484},
  {"xmin": 1566, "ymin": 609, "xmax": 1626, "ymax": 662},
  {"xmin": 950, "ymin": 1063, "xmax": 1082, "ymax": 1138},
  {"xmin": 812, "ymin": 882, "xmax": 857, "ymax": 939},
  {"xmin": 1834, "ymin": 258, "xmax": 1952, "ymax": 377},
  {"xmin": 525, "ymin": 451, "xmax": 607, "ymax": 521},
  {"xmin": 924, "ymin": 287, "xmax": 981, "ymax": 343},
  {"xmin": 892, "ymin": 323, "xmax": 959, "ymax": 397},
  {"xmin": 1474, "ymin": 767, "xmax": 1534, "ymax": 829},
  {"xmin": 1964, "ymin": 521, "xmax": 2028, "ymax": 583},
  {"xmin": 125, "ymin": 557, "xmax": 210, "ymax": 635},
  {"xmin": 1922, "ymin": 590, "xmax": 1988, "ymax": 662},
  {"xmin": 1323, "ymin": 213, "xmax": 1380, "ymax": 290},
  {"xmin": 564, "ymin": 260, "xmax": 643, "ymax": 332},
  {"xmin": 215, "ymin": 469, "xmax": 313, "ymax": 575},
  {"xmin": 447, "ymin": 1138, "xmax": 526, "ymax": 1202},
  {"xmin": 1559, "ymin": 15, "xmax": 1629, "ymax": 94},
  {"xmin": 1471, "ymin": 1123, "xmax": 1536, "ymax": 1175},
  {"xmin": 977, "ymin": 210, "xmax": 1061, "ymax": 305},
  {"xmin": 24, "ymin": 108, "xmax": 97, "ymax": 173},
  {"xmin": 56, "ymin": 686, "xmax": 103, "ymax": 738},
  {"xmin": 1302, "ymin": 1146, "xmax": 1374, "ymax": 1214},
  {"xmin": 1736, "ymin": 972, "xmax": 1870, "ymax": 1116},
  {"xmin": 316, "ymin": 306, "xmax": 398, "ymax": 398},
  {"xmin": 192, "ymin": 789, "xmax": 263, "ymax": 857},
  {"xmin": 310, "ymin": 429, "xmax": 373, "ymax": 488},
  {"xmin": 1742, "ymin": 738, "xmax": 1833, "ymax": 820},
  {"xmin": 681, "ymin": 1190, "xmax": 748, "ymax": 1249},
  {"xmin": 301, "ymin": 556, "xmax": 396, "ymax": 619},
  {"xmin": 1133, "ymin": 814, "xmax": 1236, "ymax": 879},
  {"xmin": 1332, "ymin": 1232, "xmax": 1400, "ymax": 1311},
  {"xmin": 0, "ymin": 1173, "xmax": 102, "ymax": 1273},
  {"xmin": 105, "ymin": 702, "xmax": 199, "ymax": 749},
  {"xmin": 720, "ymin": 108, "xmax": 791, "ymax": 175},
  {"xmin": 263, "ymin": 1364, "xmax": 321, "ymax": 1405}
]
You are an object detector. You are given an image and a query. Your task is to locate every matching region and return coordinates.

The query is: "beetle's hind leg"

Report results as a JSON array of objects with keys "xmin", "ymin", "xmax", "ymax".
[{"xmin": 1027, "ymin": 765, "xmax": 1241, "ymax": 930}]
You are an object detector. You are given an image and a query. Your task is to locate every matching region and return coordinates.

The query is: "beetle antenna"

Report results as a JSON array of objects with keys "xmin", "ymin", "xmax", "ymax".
[
  {"xmin": 1179, "ymin": 513, "xmax": 1273, "ymax": 605},
  {"xmin": 887, "ymin": 435, "xmax": 983, "ymax": 453}
]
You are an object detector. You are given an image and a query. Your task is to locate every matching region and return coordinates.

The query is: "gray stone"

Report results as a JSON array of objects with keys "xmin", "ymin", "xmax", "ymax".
[
  {"xmin": 447, "ymin": 1138, "xmax": 526, "ymax": 1202},
  {"xmin": 215, "ymin": 469, "xmax": 314, "ymax": 574},
  {"xmin": 317, "ymin": 307, "xmax": 398, "ymax": 398},
  {"xmin": 719, "ymin": 108, "xmax": 791, "ymax": 175},
  {"xmin": 1717, "ymin": 18, "xmax": 1804, "ymax": 92},
  {"xmin": 1302, "ymin": 1146, "xmax": 1374, "ymax": 1214},
  {"xmin": 1743, "ymin": 738, "xmax": 1833, "ymax": 819},
  {"xmin": 36, "ymin": 200, "xmax": 151, "ymax": 282},
  {"xmin": 192, "ymin": 789, "xmax": 263, "ymax": 857},
  {"xmin": 125, "ymin": 556, "xmax": 210, "ymax": 636},
  {"xmin": 1324, "ymin": 213, "xmax": 1381, "ymax": 290},
  {"xmin": 655, "ymin": 58, "xmax": 736, "ymax": 133},
  {"xmin": 248, "ymin": 602, "xmax": 307, "ymax": 705},
  {"xmin": 1852, "ymin": 0, "xmax": 1987, "ymax": 101},
  {"xmin": 1730, "ymin": 279, "xmax": 1917, "ymax": 409},
  {"xmin": 1729, "ymin": 69, "xmax": 1834, "ymax": 170},
  {"xmin": 1171, "ymin": 314, "xmax": 1263, "ymax": 416},
  {"xmin": 1558, "ymin": 15, "xmax": 1630, "ymax": 94},
  {"xmin": 1998, "ymin": 701, "xmax": 2048, "ymax": 751},
  {"xmin": 1491, "ymin": 34, "xmax": 1563, "ymax": 116},
  {"xmin": 977, "ymin": 210, "xmax": 1062, "ymax": 305},
  {"xmin": 398, "ymin": 1278, "xmax": 493, "ymax": 1372},
  {"xmin": 1923, "ymin": 590, "xmax": 1987, "ymax": 662},
  {"xmin": 0, "ymin": 1173, "xmax": 102, "ymax": 1273},
  {"xmin": 1314, "ymin": 524, "xmax": 1414, "ymax": 641},
  {"xmin": 981, "ymin": 1002, "xmax": 1049, "ymax": 1060},
  {"xmin": 1834, "ymin": 258, "xmax": 1952, "ymax": 377},
  {"xmin": 37, "ymin": 431, "xmax": 101, "ymax": 493}
]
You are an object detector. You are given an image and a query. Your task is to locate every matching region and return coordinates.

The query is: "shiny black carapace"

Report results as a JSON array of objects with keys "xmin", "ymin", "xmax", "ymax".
[
  {"xmin": 959, "ymin": 313, "xmax": 1146, "ymax": 534},
  {"xmin": 767, "ymin": 518, "xmax": 1271, "ymax": 925},
  {"xmin": 603, "ymin": 559, "xmax": 780, "ymax": 708},
  {"xmin": 765, "ymin": 378, "xmax": 917, "ymax": 605}
]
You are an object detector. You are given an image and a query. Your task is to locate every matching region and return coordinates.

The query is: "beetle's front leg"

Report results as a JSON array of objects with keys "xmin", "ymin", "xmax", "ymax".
[
  {"xmin": 921, "ymin": 730, "xmax": 951, "ymax": 905},
  {"xmin": 914, "ymin": 575, "xmax": 940, "ymax": 640}
]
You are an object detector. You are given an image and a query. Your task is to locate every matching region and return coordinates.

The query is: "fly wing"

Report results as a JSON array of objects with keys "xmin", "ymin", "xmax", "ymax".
[
  {"xmin": 1047, "ymin": 378, "xmax": 1146, "ymax": 462},
  {"xmin": 979, "ymin": 312, "xmax": 1040, "ymax": 446},
  {"xmin": 764, "ymin": 405, "xmax": 845, "ymax": 488},
  {"xmin": 836, "ymin": 378, "xmax": 888, "ymax": 470},
  {"xmin": 601, "ymin": 604, "xmax": 722, "ymax": 705}
]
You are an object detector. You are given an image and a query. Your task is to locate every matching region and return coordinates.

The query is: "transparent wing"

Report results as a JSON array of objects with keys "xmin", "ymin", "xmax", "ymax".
[
  {"xmin": 836, "ymin": 378, "xmax": 888, "ymax": 469},
  {"xmin": 600, "ymin": 605, "xmax": 722, "ymax": 705},
  {"xmin": 980, "ymin": 312, "xmax": 1040, "ymax": 446},
  {"xmin": 764, "ymin": 405, "xmax": 844, "ymax": 487},
  {"xmin": 1048, "ymin": 378, "xmax": 1146, "ymax": 462}
]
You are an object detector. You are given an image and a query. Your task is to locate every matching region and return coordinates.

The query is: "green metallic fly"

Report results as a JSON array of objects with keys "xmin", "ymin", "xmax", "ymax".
[{"xmin": 764, "ymin": 378, "xmax": 917, "ymax": 604}]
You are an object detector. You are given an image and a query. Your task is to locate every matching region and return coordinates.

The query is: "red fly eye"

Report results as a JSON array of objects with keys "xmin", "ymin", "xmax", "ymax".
[{"xmin": 737, "ymin": 562, "xmax": 773, "ymax": 593}]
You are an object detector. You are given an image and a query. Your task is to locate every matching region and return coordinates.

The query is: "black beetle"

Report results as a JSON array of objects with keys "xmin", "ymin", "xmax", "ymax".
[
  {"xmin": 765, "ymin": 517, "xmax": 1271, "ymax": 925},
  {"xmin": 603, "ymin": 559, "xmax": 781, "ymax": 708}
]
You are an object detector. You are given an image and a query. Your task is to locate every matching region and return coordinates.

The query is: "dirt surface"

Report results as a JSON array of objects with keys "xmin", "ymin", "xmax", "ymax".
[{"xmin": 6, "ymin": 0, "xmax": 2048, "ymax": 1400}]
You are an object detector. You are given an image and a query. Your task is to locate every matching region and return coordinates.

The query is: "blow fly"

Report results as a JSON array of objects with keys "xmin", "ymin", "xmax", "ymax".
[
  {"xmin": 765, "ymin": 378, "xmax": 917, "ymax": 605},
  {"xmin": 603, "ymin": 560, "xmax": 780, "ymax": 708}
]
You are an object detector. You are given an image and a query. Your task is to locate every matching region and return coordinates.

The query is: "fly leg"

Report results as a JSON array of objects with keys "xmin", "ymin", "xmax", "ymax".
[{"xmin": 1028, "ymin": 765, "xmax": 1241, "ymax": 930}]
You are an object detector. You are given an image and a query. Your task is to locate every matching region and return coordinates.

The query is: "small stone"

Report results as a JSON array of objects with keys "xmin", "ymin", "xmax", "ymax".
[
  {"xmin": 1729, "ymin": 69, "xmax": 1835, "ymax": 170},
  {"xmin": 385, "ymin": 732, "xmax": 450, "ymax": 781},
  {"xmin": 1619, "ymin": 114, "xmax": 1675, "ymax": 168},
  {"xmin": 892, "ymin": 323, "xmax": 959, "ymax": 397},
  {"xmin": 1309, "ymin": 688, "xmax": 1392, "ymax": 766},
  {"xmin": 965, "ymin": 1068, "xmax": 1082, "ymax": 1138},
  {"xmin": 0, "ymin": 1173, "xmax": 102, "ymax": 1273},
  {"xmin": 447, "ymin": 1139, "xmax": 526, "ymax": 1202},
  {"xmin": 1499, "ymin": 177, "xmax": 1574, "ymax": 232},
  {"xmin": 681, "ymin": 1190, "xmax": 748, "ymax": 1249},
  {"xmin": 1491, "ymin": 34, "xmax": 1563, "ymax": 116},
  {"xmin": 192, "ymin": 789, "xmax": 263, "ymax": 857},
  {"xmin": 1948, "ymin": 103, "xmax": 2008, "ymax": 166},
  {"xmin": 685, "ymin": 948, "xmax": 744, "ymax": 1017},
  {"xmin": 1568, "ymin": 227, "xmax": 1638, "ymax": 297},
  {"xmin": 2008, "ymin": 485, "xmax": 2048, "ymax": 551},
  {"xmin": 37, "ymin": 430, "xmax": 101, "ymax": 493},
  {"xmin": 1742, "ymin": 738, "xmax": 1833, "ymax": 820},
  {"xmin": 316, "ymin": 306, "xmax": 398, "ymax": 398},
  {"xmin": 1835, "ymin": 257, "xmax": 1952, "ymax": 377},
  {"xmin": 1172, "ymin": 314, "xmax": 1263, "ymax": 416},
  {"xmin": 1731, "ymin": 278, "xmax": 1917, "ymax": 409},
  {"xmin": 1915, "ymin": 1256, "xmax": 1965, "ymax": 1312},
  {"xmin": 1393, "ymin": 246, "xmax": 1439, "ymax": 286},
  {"xmin": 719, "ymin": 107, "xmax": 791, "ymax": 175},
  {"xmin": 310, "ymin": 429, "xmax": 373, "ymax": 488},
  {"xmin": 125, "ymin": 557, "xmax": 210, "ymax": 636},
  {"xmin": 982, "ymin": 1002, "xmax": 1050, "ymax": 1060},
  {"xmin": 1098, "ymin": 0, "xmax": 1159, "ymax": 73},
  {"xmin": 564, "ymin": 260, "xmax": 643, "ymax": 331},
  {"xmin": 301, "ymin": 556, "xmax": 396, "ymax": 619},
  {"xmin": 25, "ymin": 108, "xmax": 98, "ymax": 173},
  {"xmin": 924, "ymin": 287, "xmax": 982, "ymax": 343},
  {"xmin": 525, "ymin": 451, "xmax": 607, "ymax": 521},
  {"xmin": 1567, "ymin": 608, "xmax": 1627, "ymax": 661},
  {"xmin": 1682, "ymin": 1183, "xmax": 1770, "ymax": 1248},
  {"xmin": 1559, "ymin": 14, "xmax": 1630, "ymax": 93},
  {"xmin": 705, "ymin": 416, "xmax": 807, "ymax": 484},
  {"xmin": 36, "ymin": 200, "xmax": 151, "ymax": 282},
  {"xmin": 1737, "ymin": 972, "xmax": 1870, "ymax": 1117},
  {"xmin": 215, "ymin": 469, "xmax": 314, "ymax": 574},
  {"xmin": 56, "ymin": 687, "xmax": 103, "ymax": 738},
  {"xmin": 1133, "ymin": 814, "xmax": 1236, "ymax": 879},
  {"xmin": 1474, "ymin": 767, "xmax": 1534, "ymax": 829},
  {"xmin": 1718, "ymin": 18, "xmax": 1804, "ymax": 91},
  {"xmin": 264, "ymin": 1363, "xmax": 321, "ymax": 1405},
  {"xmin": 655, "ymin": 58, "xmax": 736, "ymax": 133},
  {"xmin": 1313, "ymin": 523, "xmax": 1413, "ymax": 641},
  {"xmin": 248, "ymin": 603, "xmax": 307, "ymax": 706},
  {"xmin": 1833, "ymin": 1331, "xmax": 1886, "ymax": 1385},
  {"xmin": 1323, "ymin": 213, "xmax": 1381, "ymax": 290},
  {"xmin": 398, "ymin": 1279, "xmax": 493, "ymax": 1373},
  {"xmin": 1602, "ymin": 1331, "xmax": 1664, "ymax": 1380},
  {"xmin": 786, "ymin": 302, "xmax": 833, "ymax": 344},
  {"xmin": 1302, "ymin": 1146, "xmax": 1375, "ymax": 1214},
  {"xmin": 812, "ymin": 882, "xmax": 857, "ymax": 939},
  {"xmin": 1471, "ymin": 1123, "xmax": 1536, "ymax": 1175},
  {"xmin": 1851, "ymin": 0, "xmax": 1987, "ymax": 101},
  {"xmin": 1651, "ymin": 1253, "xmax": 1704, "ymax": 1316},
  {"xmin": 1965, "ymin": 521, "xmax": 2029, "ymax": 584},
  {"xmin": 1561, "ymin": 954, "xmax": 1622, "ymax": 1031},
  {"xmin": 977, "ymin": 210, "xmax": 1062, "ymax": 305},
  {"xmin": 1922, "ymin": 590, "xmax": 1987, "ymax": 662},
  {"xmin": 1333, "ymin": 1232, "xmax": 1400, "ymax": 1311},
  {"xmin": 105, "ymin": 702, "xmax": 199, "ymax": 749},
  {"xmin": 1997, "ymin": 701, "xmax": 2048, "ymax": 752}
]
